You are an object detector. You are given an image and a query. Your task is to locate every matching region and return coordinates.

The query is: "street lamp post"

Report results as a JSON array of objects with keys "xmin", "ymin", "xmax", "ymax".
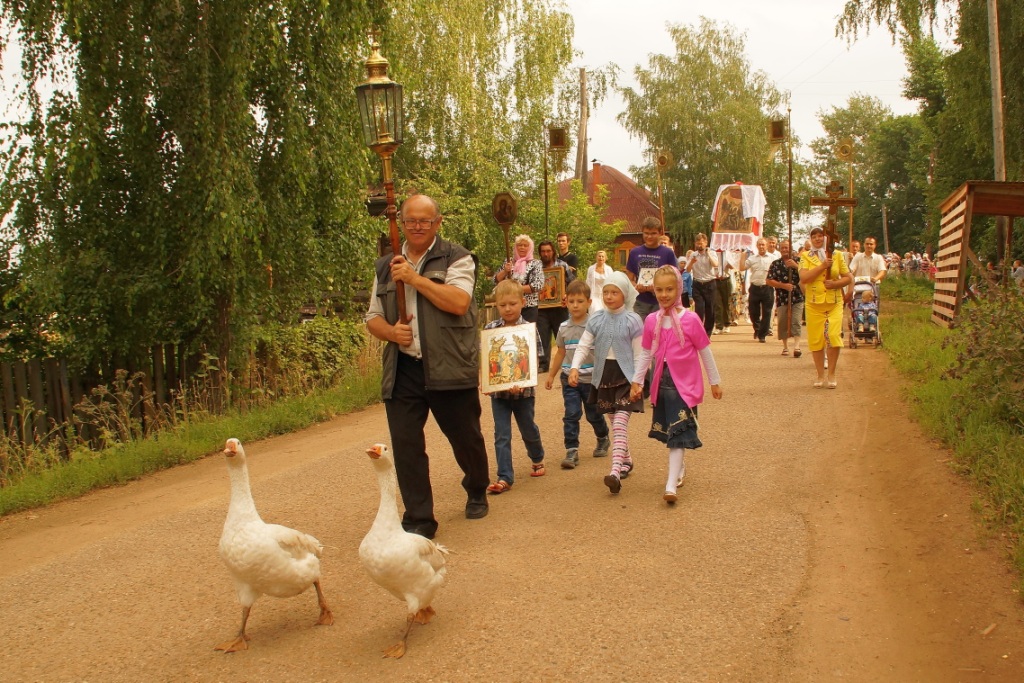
[{"xmin": 355, "ymin": 34, "xmax": 407, "ymax": 322}]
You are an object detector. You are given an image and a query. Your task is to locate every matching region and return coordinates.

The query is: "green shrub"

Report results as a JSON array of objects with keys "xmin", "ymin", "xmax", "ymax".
[
  {"xmin": 0, "ymin": 319, "xmax": 381, "ymax": 498},
  {"xmin": 249, "ymin": 317, "xmax": 369, "ymax": 393},
  {"xmin": 0, "ymin": 361, "xmax": 382, "ymax": 515},
  {"xmin": 945, "ymin": 287, "xmax": 1024, "ymax": 433}
]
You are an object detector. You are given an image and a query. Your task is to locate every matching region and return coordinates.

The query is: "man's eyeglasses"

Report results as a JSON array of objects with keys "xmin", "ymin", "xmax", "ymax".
[{"xmin": 401, "ymin": 217, "xmax": 439, "ymax": 228}]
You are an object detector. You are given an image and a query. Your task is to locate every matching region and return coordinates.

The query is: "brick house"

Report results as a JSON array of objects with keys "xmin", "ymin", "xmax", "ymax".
[{"xmin": 556, "ymin": 161, "xmax": 661, "ymax": 268}]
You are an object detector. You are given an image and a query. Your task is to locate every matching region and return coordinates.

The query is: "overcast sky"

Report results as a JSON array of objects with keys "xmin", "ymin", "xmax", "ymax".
[{"xmin": 562, "ymin": 0, "xmax": 950, "ymax": 173}]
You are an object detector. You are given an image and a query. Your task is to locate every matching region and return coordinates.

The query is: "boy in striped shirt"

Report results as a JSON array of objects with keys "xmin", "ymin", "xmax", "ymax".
[{"xmin": 545, "ymin": 279, "xmax": 611, "ymax": 469}]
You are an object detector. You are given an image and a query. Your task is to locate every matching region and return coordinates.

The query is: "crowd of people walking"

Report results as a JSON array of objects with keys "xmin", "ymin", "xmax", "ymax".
[{"xmin": 365, "ymin": 193, "xmax": 956, "ymax": 540}]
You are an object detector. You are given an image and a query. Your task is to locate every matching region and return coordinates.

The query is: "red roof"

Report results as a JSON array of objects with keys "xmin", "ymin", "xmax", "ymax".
[{"xmin": 556, "ymin": 163, "xmax": 661, "ymax": 236}]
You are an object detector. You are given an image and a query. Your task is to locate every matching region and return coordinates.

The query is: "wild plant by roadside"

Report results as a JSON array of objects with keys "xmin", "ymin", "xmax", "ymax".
[
  {"xmin": 0, "ymin": 321, "xmax": 379, "ymax": 500},
  {"xmin": 944, "ymin": 284, "xmax": 1024, "ymax": 433}
]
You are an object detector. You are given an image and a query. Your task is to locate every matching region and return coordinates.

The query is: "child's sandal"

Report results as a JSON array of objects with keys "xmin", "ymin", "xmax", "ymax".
[
  {"xmin": 530, "ymin": 462, "xmax": 546, "ymax": 477},
  {"xmin": 487, "ymin": 480, "xmax": 512, "ymax": 494}
]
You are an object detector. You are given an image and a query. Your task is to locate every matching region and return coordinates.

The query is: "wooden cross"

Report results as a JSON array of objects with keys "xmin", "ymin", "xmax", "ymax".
[{"xmin": 810, "ymin": 180, "xmax": 857, "ymax": 255}]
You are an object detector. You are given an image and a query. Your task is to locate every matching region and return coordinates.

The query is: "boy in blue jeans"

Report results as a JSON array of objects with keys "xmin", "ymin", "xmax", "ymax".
[
  {"xmin": 545, "ymin": 279, "xmax": 611, "ymax": 469},
  {"xmin": 484, "ymin": 279, "xmax": 546, "ymax": 494}
]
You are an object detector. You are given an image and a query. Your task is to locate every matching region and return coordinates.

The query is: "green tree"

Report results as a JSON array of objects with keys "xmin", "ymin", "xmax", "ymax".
[
  {"xmin": 381, "ymin": 1, "xmax": 588, "ymax": 272},
  {"xmin": 809, "ymin": 95, "xmax": 933, "ymax": 254},
  {"xmin": 809, "ymin": 95, "xmax": 891, "ymax": 243},
  {"xmin": 0, "ymin": 1, "xmax": 386, "ymax": 375},
  {"xmin": 617, "ymin": 18, "xmax": 792, "ymax": 246},
  {"xmin": 519, "ymin": 180, "xmax": 624, "ymax": 271},
  {"xmin": 863, "ymin": 114, "xmax": 932, "ymax": 252},
  {"xmin": 837, "ymin": 0, "xmax": 1024, "ymax": 261},
  {"xmin": 836, "ymin": 0, "xmax": 946, "ymax": 39},
  {"xmin": 0, "ymin": 1, "xmax": 581, "ymax": 381}
]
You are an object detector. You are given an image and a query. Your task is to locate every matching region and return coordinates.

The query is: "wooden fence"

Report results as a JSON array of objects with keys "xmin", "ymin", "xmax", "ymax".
[
  {"xmin": 0, "ymin": 344, "xmax": 195, "ymax": 451},
  {"xmin": 932, "ymin": 181, "xmax": 1024, "ymax": 328}
]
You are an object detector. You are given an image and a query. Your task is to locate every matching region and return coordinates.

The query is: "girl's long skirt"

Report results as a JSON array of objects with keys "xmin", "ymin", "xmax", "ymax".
[
  {"xmin": 586, "ymin": 360, "xmax": 644, "ymax": 414},
  {"xmin": 649, "ymin": 365, "xmax": 702, "ymax": 449}
]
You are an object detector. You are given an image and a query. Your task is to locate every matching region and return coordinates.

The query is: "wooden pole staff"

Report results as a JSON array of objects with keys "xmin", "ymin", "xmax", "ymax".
[{"xmin": 380, "ymin": 151, "xmax": 408, "ymax": 324}]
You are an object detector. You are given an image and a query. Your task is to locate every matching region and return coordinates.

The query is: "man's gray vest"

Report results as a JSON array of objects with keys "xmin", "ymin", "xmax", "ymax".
[{"xmin": 374, "ymin": 238, "xmax": 479, "ymax": 400}]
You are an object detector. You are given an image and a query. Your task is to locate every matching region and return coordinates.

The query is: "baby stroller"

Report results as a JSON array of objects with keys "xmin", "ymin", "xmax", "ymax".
[{"xmin": 848, "ymin": 277, "xmax": 882, "ymax": 348}]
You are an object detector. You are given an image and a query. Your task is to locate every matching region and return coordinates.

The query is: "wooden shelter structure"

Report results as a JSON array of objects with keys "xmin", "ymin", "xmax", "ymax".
[{"xmin": 933, "ymin": 181, "xmax": 1024, "ymax": 327}]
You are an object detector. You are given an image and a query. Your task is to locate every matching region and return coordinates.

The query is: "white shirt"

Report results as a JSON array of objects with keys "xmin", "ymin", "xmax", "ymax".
[
  {"xmin": 688, "ymin": 250, "xmax": 718, "ymax": 283},
  {"xmin": 744, "ymin": 253, "xmax": 776, "ymax": 286},
  {"xmin": 365, "ymin": 238, "xmax": 476, "ymax": 358},
  {"xmin": 849, "ymin": 252, "xmax": 887, "ymax": 280}
]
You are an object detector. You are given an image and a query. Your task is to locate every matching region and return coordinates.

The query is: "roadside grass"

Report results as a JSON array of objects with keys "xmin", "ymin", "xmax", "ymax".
[
  {"xmin": 0, "ymin": 366, "xmax": 381, "ymax": 517},
  {"xmin": 882, "ymin": 284, "xmax": 1024, "ymax": 581},
  {"xmin": 881, "ymin": 275, "xmax": 936, "ymax": 303}
]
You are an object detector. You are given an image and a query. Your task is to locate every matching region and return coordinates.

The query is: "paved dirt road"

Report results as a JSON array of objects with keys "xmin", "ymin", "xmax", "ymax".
[{"xmin": 2, "ymin": 320, "xmax": 1023, "ymax": 682}]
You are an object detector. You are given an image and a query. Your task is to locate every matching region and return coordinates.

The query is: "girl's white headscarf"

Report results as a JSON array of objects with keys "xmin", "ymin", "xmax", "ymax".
[
  {"xmin": 603, "ymin": 271, "xmax": 638, "ymax": 312},
  {"xmin": 650, "ymin": 265, "xmax": 686, "ymax": 358},
  {"xmin": 512, "ymin": 234, "xmax": 534, "ymax": 276}
]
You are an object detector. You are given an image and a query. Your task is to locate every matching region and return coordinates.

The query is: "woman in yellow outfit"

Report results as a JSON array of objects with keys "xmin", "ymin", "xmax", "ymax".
[{"xmin": 799, "ymin": 226, "xmax": 852, "ymax": 389}]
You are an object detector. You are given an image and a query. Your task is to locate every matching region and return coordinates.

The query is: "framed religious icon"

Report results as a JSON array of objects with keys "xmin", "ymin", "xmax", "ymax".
[
  {"xmin": 712, "ymin": 185, "xmax": 754, "ymax": 233},
  {"xmin": 637, "ymin": 267, "xmax": 658, "ymax": 288},
  {"xmin": 539, "ymin": 267, "xmax": 565, "ymax": 308},
  {"xmin": 548, "ymin": 126, "xmax": 568, "ymax": 151},
  {"xmin": 480, "ymin": 323, "xmax": 539, "ymax": 394},
  {"xmin": 491, "ymin": 192, "xmax": 518, "ymax": 225}
]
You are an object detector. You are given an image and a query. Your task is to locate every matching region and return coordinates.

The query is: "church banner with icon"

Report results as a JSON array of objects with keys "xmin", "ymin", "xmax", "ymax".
[{"xmin": 709, "ymin": 183, "xmax": 767, "ymax": 252}]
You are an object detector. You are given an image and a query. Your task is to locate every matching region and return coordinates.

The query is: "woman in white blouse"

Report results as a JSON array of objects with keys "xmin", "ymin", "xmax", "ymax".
[{"xmin": 585, "ymin": 250, "xmax": 613, "ymax": 312}]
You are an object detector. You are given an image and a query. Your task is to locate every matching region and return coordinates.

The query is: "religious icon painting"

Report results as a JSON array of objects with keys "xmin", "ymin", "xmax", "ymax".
[
  {"xmin": 712, "ymin": 186, "xmax": 753, "ymax": 234},
  {"xmin": 480, "ymin": 323, "xmax": 539, "ymax": 394},
  {"xmin": 538, "ymin": 267, "xmax": 565, "ymax": 308},
  {"xmin": 491, "ymin": 192, "xmax": 518, "ymax": 225},
  {"xmin": 637, "ymin": 267, "xmax": 658, "ymax": 288}
]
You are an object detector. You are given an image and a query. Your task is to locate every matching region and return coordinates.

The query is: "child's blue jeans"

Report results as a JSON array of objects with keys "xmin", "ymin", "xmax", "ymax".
[
  {"xmin": 491, "ymin": 395, "xmax": 544, "ymax": 484},
  {"xmin": 854, "ymin": 310, "xmax": 878, "ymax": 326},
  {"xmin": 560, "ymin": 374, "xmax": 609, "ymax": 449}
]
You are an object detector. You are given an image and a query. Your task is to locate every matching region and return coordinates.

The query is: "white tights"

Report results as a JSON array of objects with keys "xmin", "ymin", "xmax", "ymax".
[{"xmin": 667, "ymin": 448, "xmax": 685, "ymax": 493}]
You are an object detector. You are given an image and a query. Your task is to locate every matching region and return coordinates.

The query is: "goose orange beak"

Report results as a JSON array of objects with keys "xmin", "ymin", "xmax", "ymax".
[{"xmin": 366, "ymin": 444, "xmax": 383, "ymax": 459}]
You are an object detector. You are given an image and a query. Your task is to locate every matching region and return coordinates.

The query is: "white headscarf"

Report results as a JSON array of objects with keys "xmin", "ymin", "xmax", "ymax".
[{"xmin": 603, "ymin": 271, "xmax": 639, "ymax": 312}]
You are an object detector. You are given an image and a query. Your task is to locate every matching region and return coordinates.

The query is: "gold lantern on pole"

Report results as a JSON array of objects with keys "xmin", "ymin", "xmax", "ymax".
[{"xmin": 355, "ymin": 33, "xmax": 407, "ymax": 322}]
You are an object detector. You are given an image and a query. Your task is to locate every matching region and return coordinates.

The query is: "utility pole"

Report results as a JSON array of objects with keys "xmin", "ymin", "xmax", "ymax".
[
  {"xmin": 575, "ymin": 68, "xmax": 588, "ymax": 195},
  {"xmin": 987, "ymin": 0, "xmax": 1008, "ymax": 263},
  {"xmin": 882, "ymin": 204, "xmax": 890, "ymax": 254}
]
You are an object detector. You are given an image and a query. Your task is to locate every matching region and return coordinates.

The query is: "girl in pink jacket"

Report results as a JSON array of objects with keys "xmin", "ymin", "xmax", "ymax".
[{"xmin": 631, "ymin": 266, "xmax": 723, "ymax": 503}]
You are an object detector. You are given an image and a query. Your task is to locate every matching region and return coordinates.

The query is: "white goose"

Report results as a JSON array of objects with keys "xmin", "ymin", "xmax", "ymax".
[
  {"xmin": 360, "ymin": 443, "xmax": 449, "ymax": 658},
  {"xmin": 215, "ymin": 438, "xmax": 333, "ymax": 652}
]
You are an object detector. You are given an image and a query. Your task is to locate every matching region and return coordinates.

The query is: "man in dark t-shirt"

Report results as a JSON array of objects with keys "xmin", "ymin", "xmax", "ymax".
[
  {"xmin": 625, "ymin": 217, "xmax": 677, "ymax": 319},
  {"xmin": 556, "ymin": 232, "xmax": 578, "ymax": 275}
]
